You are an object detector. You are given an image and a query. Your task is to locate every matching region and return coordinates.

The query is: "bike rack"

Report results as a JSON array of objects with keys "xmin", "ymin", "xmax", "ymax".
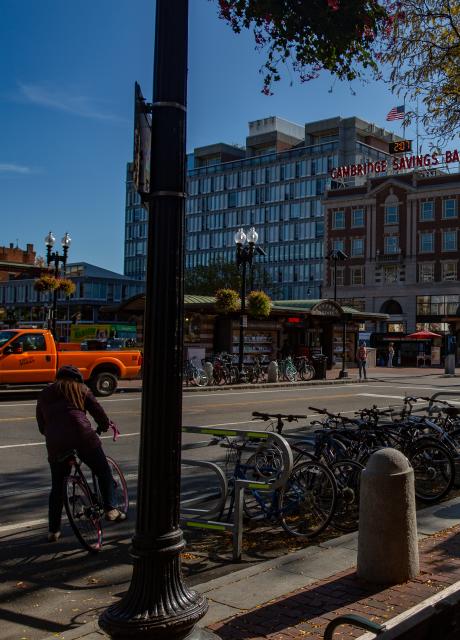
[{"xmin": 180, "ymin": 426, "xmax": 293, "ymax": 561}]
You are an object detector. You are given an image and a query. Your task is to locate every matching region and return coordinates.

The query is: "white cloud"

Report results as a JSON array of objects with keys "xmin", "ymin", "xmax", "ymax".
[
  {"xmin": 0, "ymin": 163, "xmax": 32, "ymax": 174},
  {"xmin": 18, "ymin": 82, "xmax": 125, "ymax": 123}
]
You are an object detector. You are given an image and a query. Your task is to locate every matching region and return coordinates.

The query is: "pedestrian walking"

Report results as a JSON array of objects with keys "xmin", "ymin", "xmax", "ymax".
[
  {"xmin": 356, "ymin": 341, "xmax": 368, "ymax": 381},
  {"xmin": 36, "ymin": 365, "xmax": 126, "ymax": 542},
  {"xmin": 388, "ymin": 342, "xmax": 395, "ymax": 368}
]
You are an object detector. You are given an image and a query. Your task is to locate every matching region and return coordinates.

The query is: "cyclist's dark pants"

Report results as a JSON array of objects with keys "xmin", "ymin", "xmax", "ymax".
[{"xmin": 49, "ymin": 446, "xmax": 115, "ymax": 533}]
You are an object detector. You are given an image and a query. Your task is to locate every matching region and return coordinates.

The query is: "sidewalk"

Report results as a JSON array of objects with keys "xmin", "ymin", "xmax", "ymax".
[
  {"xmin": 44, "ymin": 496, "xmax": 460, "ymax": 640},
  {"xmin": 117, "ymin": 366, "xmax": 455, "ymax": 394}
]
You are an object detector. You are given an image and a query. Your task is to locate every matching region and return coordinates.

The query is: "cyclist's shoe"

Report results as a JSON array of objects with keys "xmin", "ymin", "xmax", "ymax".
[
  {"xmin": 105, "ymin": 509, "xmax": 127, "ymax": 522},
  {"xmin": 47, "ymin": 531, "xmax": 61, "ymax": 542}
]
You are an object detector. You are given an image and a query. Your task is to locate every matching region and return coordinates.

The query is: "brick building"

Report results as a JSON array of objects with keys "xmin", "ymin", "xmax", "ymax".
[
  {"xmin": 322, "ymin": 171, "xmax": 460, "ymax": 365},
  {"xmin": 0, "ymin": 243, "xmax": 38, "ymax": 281}
]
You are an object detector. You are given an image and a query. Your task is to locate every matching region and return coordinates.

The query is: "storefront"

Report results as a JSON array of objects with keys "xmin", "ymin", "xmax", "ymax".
[{"xmin": 109, "ymin": 295, "xmax": 388, "ymax": 369}]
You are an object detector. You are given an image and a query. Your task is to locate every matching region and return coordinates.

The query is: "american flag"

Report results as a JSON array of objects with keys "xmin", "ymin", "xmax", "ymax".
[{"xmin": 386, "ymin": 105, "xmax": 405, "ymax": 121}]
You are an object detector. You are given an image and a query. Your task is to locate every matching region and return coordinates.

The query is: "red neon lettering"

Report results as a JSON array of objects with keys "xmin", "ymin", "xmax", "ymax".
[
  {"xmin": 416, "ymin": 155, "xmax": 424, "ymax": 167},
  {"xmin": 431, "ymin": 153, "xmax": 439, "ymax": 165},
  {"xmin": 357, "ymin": 164, "xmax": 364, "ymax": 176},
  {"xmin": 423, "ymin": 154, "xmax": 431, "ymax": 166},
  {"xmin": 342, "ymin": 166, "xmax": 350, "ymax": 177},
  {"xmin": 331, "ymin": 169, "xmax": 338, "ymax": 179},
  {"xmin": 351, "ymin": 165, "xmax": 357, "ymax": 177}
]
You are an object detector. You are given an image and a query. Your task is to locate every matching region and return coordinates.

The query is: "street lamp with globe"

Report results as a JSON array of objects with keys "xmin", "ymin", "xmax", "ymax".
[
  {"xmin": 45, "ymin": 231, "xmax": 71, "ymax": 338},
  {"xmin": 234, "ymin": 226, "xmax": 260, "ymax": 378}
]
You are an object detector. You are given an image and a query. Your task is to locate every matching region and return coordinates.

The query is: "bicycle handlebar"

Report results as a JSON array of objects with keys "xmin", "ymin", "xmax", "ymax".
[
  {"xmin": 252, "ymin": 411, "xmax": 308, "ymax": 421},
  {"xmin": 97, "ymin": 421, "xmax": 120, "ymax": 441}
]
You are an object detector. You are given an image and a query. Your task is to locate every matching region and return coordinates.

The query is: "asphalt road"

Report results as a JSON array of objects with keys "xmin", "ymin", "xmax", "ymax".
[{"xmin": 0, "ymin": 373, "xmax": 459, "ymax": 640}]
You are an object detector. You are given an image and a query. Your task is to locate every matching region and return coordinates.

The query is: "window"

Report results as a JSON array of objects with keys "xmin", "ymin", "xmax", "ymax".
[
  {"xmin": 351, "ymin": 238, "xmax": 364, "ymax": 256},
  {"xmin": 419, "ymin": 263, "xmax": 435, "ymax": 282},
  {"xmin": 443, "ymin": 199, "xmax": 457, "ymax": 219},
  {"xmin": 14, "ymin": 333, "xmax": 46, "ymax": 351},
  {"xmin": 383, "ymin": 266, "xmax": 398, "ymax": 283},
  {"xmin": 332, "ymin": 210, "xmax": 345, "ymax": 229},
  {"xmin": 352, "ymin": 209, "xmax": 365, "ymax": 227},
  {"xmin": 420, "ymin": 232, "xmax": 434, "ymax": 253},
  {"xmin": 442, "ymin": 262, "xmax": 457, "ymax": 281},
  {"xmin": 384, "ymin": 236, "xmax": 399, "ymax": 254},
  {"xmin": 351, "ymin": 267, "xmax": 364, "ymax": 285},
  {"xmin": 443, "ymin": 230, "xmax": 457, "ymax": 251},
  {"xmin": 332, "ymin": 239, "xmax": 345, "ymax": 253},
  {"xmin": 420, "ymin": 201, "xmax": 434, "ymax": 221},
  {"xmin": 332, "ymin": 266, "xmax": 345, "ymax": 287},
  {"xmin": 384, "ymin": 205, "xmax": 399, "ymax": 225}
]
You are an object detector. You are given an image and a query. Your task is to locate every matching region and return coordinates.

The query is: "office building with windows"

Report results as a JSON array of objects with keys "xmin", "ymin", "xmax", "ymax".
[
  {"xmin": 185, "ymin": 116, "xmax": 397, "ymax": 299},
  {"xmin": 124, "ymin": 116, "xmax": 398, "ymax": 298},
  {"xmin": 323, "ymin": 171, "xmax": 460, "ymax": 358},
  {"xmin": 124, "ymin": 163, "xmax": 148, "ymax": 280}
]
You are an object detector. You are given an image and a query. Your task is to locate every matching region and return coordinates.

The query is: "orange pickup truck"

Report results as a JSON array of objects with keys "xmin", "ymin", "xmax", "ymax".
[{"xmin": 0, "ymin": 329, "xmax": 142, "ymax": 396}]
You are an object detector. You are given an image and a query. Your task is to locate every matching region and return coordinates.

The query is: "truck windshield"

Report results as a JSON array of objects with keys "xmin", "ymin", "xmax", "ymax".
[{"xmin": 0, "ymin": 331, "xmax": 18, "ymax": 347}]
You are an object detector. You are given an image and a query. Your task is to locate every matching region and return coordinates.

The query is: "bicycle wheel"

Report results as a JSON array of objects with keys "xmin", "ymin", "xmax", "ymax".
[
  {"xmin": 242, "ymin": 450, "xmax": 280, "ymax": 519},
  {"xmin": 408, "ymin": 440, "xmax": 455, "ymax": 503},
  {"xmin": 301, "ymin": 365, "xmax": 315, "ymax": 382},
  {"xmin": 190, "ymin": 367, "xmax": 207, "ymax": 386},
  {"xmin": 331, "ymin": 460, "xmax": 363, "ymax": 532},
  {"xmin": 106, "ymin": 456, "xmax": 129, "ymax": 515},
  {"xmin": 279, "ymin": 461, "xmax": 337, "ymax": 538},
  {"xmin": 64, "ymin": 476, "xmax": 102, "ymax": 552}
]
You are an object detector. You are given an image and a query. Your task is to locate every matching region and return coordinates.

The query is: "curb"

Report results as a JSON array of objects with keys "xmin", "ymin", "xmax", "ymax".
[{"xmin": 182, "ymin": 377, "xmax": 361, "ymax": 392}]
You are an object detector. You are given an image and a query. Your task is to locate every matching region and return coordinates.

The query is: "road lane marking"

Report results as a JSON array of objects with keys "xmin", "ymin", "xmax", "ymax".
[
  {"xmin": 0, "ymin": 518, "xmax": 48, "ymax": 533},
  {"xmin": 0, "ymin": 431, "xmax": 141, "ymax": 449}
]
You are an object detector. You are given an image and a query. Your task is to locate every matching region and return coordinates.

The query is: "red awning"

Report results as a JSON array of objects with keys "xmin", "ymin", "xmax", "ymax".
[{"xmin": 406, "ymin": 330, "xmax": 442, "ymax": 340}]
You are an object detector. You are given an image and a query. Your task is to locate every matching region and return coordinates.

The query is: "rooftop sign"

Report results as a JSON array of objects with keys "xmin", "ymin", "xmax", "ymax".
[{"xmin": 331, "ymin": 149, "xmax": 460, "ymax": 180}]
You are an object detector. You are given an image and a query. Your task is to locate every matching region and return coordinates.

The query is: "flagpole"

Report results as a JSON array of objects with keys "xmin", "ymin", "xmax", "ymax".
[
  {"xmin": 416, "ymin": 97, "xmax": 420, "ymax": 154},
  {"xmin": 402, "ymin": 98, "xmax": 406, "ymax": 140}
]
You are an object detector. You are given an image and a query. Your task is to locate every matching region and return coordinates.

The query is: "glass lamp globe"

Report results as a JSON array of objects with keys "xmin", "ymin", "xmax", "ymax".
[
  {"xmin": 45, "ymin": 231, "xmax": 56, "ymax": 247},
  {"xmin": 234, "ymin": 228, "xmax": 247, "ymax": 245},
  {"xmin": 61, "ymin": 232, "xmax": 72, "ymax": 248},
  {"xmin": 247, "ymin": 227, "xmax": 258, "ymax": 244}
]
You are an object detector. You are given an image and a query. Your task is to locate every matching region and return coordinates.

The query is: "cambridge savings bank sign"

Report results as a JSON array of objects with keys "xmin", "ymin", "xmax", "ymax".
[{"xmin": 330, "ymin": 149, "xmax": 460, "ymax": 180}]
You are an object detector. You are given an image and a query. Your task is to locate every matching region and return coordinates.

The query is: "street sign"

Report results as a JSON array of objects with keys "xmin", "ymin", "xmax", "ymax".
[{"xmin": 133, "ymin": 82, "xmax": 152, "ymax": 204}]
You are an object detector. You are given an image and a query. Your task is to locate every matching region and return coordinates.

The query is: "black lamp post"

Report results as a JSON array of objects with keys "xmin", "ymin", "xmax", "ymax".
[
  {"xmin": 234, "ymin": 226, "xmax": 259, "ymax": 377},
  {"xmin": 327, "ymin": 248, "xmax": 348, "ymax": 302},
  {"xmin": 99, "ymin": 2, "xmax": 218, "ymax": 639},
  {"xmin": 339, "ymin": 312, "xmax": 353, "ymax": 379},
  {"xmin": 45, "ymin": 231, "xmax": 71, "ymax": 339}
]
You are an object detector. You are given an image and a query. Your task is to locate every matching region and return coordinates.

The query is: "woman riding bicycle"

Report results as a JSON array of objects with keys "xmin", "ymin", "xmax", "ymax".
[{"xmin": 36, "ymin": 365, "xmax": 126, "ymax": 542}]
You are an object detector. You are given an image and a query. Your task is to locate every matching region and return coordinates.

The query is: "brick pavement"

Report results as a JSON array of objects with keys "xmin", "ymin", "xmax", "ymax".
[{"xmin": 207, "ymin": 524, "xmax": 460, "ymax": 640}]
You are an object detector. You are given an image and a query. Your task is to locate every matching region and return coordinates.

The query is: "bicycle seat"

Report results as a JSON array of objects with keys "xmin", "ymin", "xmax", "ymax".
[{"xmin": 57, "ymin": 449, "xmax": 78, "ymax": 463}]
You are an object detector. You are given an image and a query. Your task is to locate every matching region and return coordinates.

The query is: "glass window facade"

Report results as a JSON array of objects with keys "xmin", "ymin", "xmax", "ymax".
[
  {"xmin": 124, "ymin": 118, "xmax": 394, "ymax": 299},
  {"xmin": 443, "ymin": 199, "xmax": 457, "ymax": 219},
  {"xmin": 419, "ymin": 232, "xmax": 434, "ymax": 253},
  {"xmin": 384, "ymin": 205, "xmax": 399, "ymax": 225},
  {"xmin": 420, "ymin": 201, "xmax": 434, "ymax": 221}
]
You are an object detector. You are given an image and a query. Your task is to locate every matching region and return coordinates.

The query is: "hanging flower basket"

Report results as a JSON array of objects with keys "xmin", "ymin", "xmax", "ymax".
[
  {"xmin": 215, "ymin": 288, "xmax": 240, "ymax": 314},
  {"xmin": 57, "ymin": 278, "xmax": 76, "ymax": 296},
  {"xmin": 247, "ymin": 290, "xmax": 272, "ymax": 318},
  {"xmin": 34, "ymin": 275, "xmax": 59, "ymax": 293}
]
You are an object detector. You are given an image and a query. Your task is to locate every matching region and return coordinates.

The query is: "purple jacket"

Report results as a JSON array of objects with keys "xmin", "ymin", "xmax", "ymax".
[{"xmin": 36, "ymin": 383, "xmax": 110, "ymax": 462}]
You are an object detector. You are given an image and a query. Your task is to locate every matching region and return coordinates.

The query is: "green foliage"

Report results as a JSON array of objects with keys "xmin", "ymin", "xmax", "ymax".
[
  {"xmin": 379, "ymin": 0, "xmax": 460, "ymax": 142},
  {"xmin": 58, "ymin": 278, "xmax": 76, "ymax": 296},
  {"xmin": 215, "ymin": 288, "xmax": 240, "ymax": 314},
  {"xmin": 184, "ymin": 259, "xmax": 274, "ymax": 296},
  {"xmin": 34, "ymin": 275, "xmax": 59, "ymax": 293},
  {"xmin": 247, "ymin": 290, "xmax": 272, "ymax": 318},
  {"xmin": 215, "ymin": 0, "xmax": 389, "ymax": 91}
]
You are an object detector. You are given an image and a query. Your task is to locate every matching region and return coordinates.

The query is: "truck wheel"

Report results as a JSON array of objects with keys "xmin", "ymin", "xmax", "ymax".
[{"xmin": 91, "ymin": 372, "xmax": 118, "ymax": 397}]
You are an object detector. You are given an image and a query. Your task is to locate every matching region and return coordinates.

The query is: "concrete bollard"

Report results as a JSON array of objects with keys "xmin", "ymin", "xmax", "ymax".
[
  {"xmin": 357, "ymin": 448, "xmax": 419, "ymax": 584},
  {"xmin": 203, "ymin": 361, "xmax": 213, "ymax": 385},
  {"xmin": 267, "ymin": 360, "xmax": 278, "ymax": 383}
]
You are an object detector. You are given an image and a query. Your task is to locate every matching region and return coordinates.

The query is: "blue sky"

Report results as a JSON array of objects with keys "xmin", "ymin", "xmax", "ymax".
[{"xmin": 1, "ymin": 0, "xmax": 415, "ymax": 273}]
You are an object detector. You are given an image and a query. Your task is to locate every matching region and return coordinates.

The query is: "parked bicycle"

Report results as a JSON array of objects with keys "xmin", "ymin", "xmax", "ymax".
[
  {"xmin": 277, "ymin": 356, "xmax": 298, "ymax": 382},
  {"xmin": 183, "ymin": 357, "xmax": 208, "ymax": 387},
  {"xmin": 63, "ymin": 424, "xmax": 129, "ymax": 552}
]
